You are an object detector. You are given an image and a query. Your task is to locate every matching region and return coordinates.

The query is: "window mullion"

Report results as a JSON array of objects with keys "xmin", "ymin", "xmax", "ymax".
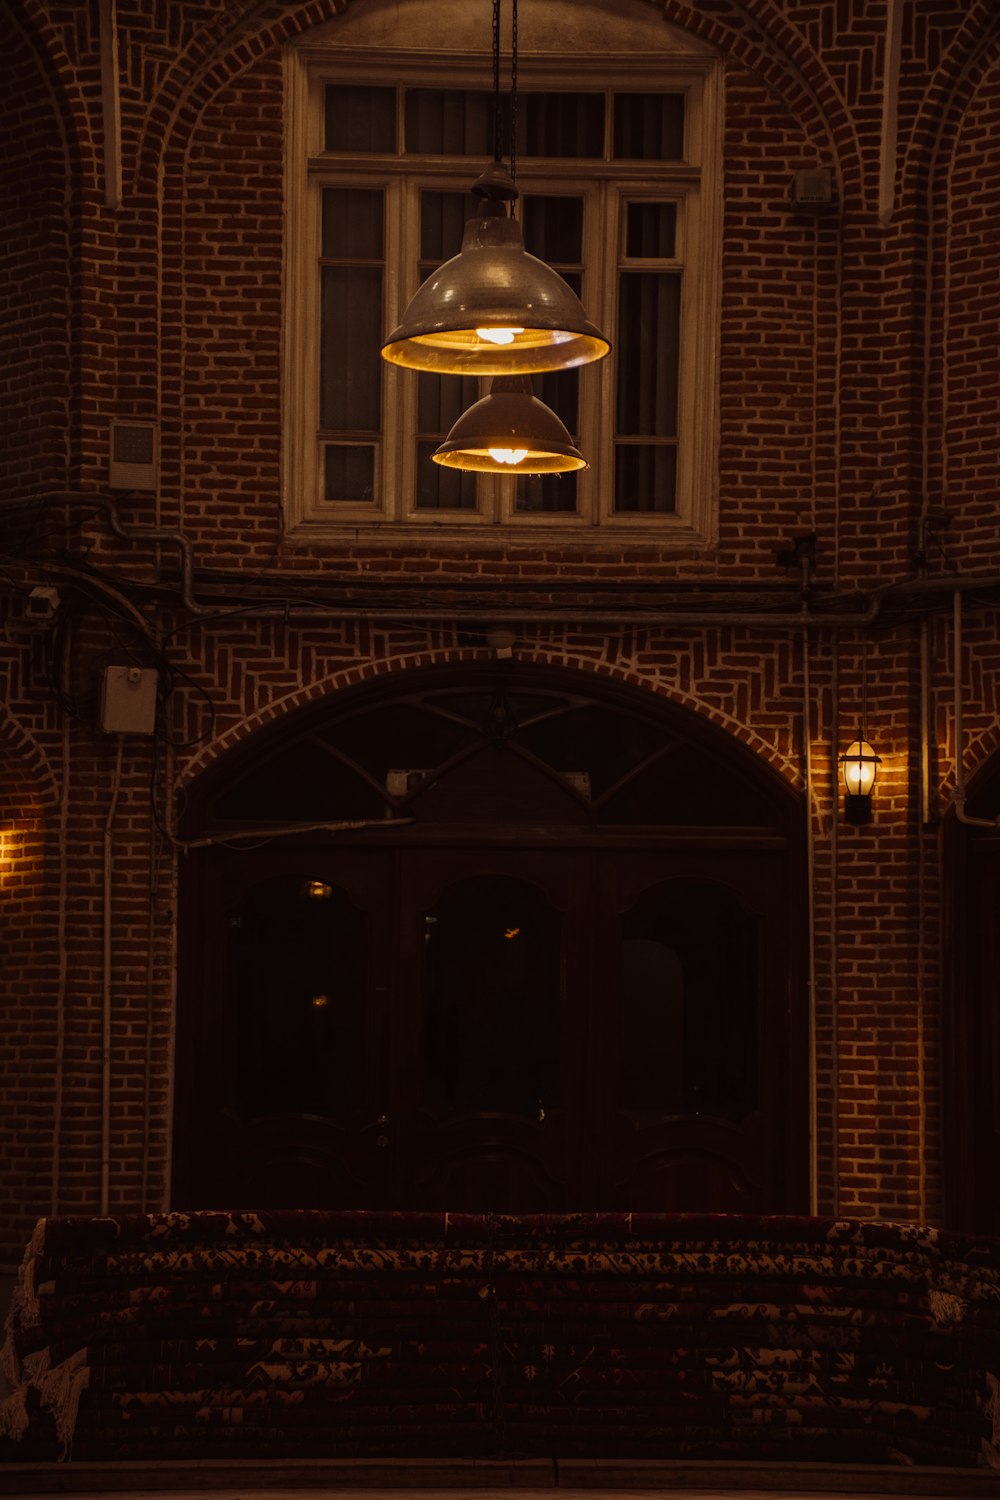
[
  {"xmin": 384, "ymin": 176, "xmax": 411, "ymax": 522},
  {"xmin": 590, "ymin": 178, "xmax": 618, "ymax": 527}
]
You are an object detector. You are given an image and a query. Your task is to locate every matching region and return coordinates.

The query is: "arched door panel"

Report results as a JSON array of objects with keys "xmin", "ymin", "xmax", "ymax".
[
  {"xmin": 589, "ymin": 851, "xmax": 798, "ymax": 1212},
  {"xmin": 176, "ymin": 847, "xmax": 394, "ymax": 1210}
]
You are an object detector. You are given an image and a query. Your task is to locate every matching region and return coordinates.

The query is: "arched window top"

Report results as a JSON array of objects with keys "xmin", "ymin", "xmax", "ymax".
[
  {"xmin": 304, "ymin": 0, "xmax": 718, "ymax": 61},
  {"xmin": 187, "ymin": 667, "xmax": 799, "ymax": 840}
]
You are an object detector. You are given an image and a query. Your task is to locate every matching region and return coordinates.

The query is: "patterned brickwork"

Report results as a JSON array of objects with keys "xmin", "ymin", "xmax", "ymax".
[
  {"xmin": 3, "ymin": 0, "xmax": 1000, "ymax": 1268},
  {"xmin": 0, "ymin": 7, "xmax": 75, "ymax": 504}
]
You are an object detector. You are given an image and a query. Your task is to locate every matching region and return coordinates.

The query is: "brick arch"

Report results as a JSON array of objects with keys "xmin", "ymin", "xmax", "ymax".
[
  {"xmin": 900, "ymin": 2, "xmax": 1000, "ymax": 212},
  {"xmin": 0, "ymin": 711, "xmax": 60, "ymax": 817},
  {"xmin": 142, "ymin": 0, "xmax": 854, "ymax": 199},
  {"xmin": 959, "ymin": 724, "xmax": 1000, "ymax": 803},
  {"xmin": 659, "ymin": 0, "xmax": 860, "ymax": 194},
  {"xmin": 9, "ymin": 0, "xmax": 96, "ymax": 191},
  {"xmin": 175, "ymin": 642, "xmax": 803, "ymax": 797},
  {"xmin": 1, "ymin": 2, "xmax": 83, "ymax": 500}
]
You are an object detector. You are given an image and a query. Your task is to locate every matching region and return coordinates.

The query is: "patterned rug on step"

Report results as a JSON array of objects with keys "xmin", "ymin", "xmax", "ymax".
[{"xmin": 2, "ymin": 1210, "xmax": 1000, "ymax": 1466}]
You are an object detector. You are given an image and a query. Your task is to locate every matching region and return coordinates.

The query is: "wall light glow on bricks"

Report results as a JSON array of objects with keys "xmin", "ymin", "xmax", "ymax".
[{"xmin": 840, "ymin": 734, "xmax": 882, "ymax": 825}]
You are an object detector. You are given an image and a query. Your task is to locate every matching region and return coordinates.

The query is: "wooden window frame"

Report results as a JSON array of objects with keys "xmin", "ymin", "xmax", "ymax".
[{"xmin": 284, "ymin": 45, "xmax": 723, "ymax": 548}]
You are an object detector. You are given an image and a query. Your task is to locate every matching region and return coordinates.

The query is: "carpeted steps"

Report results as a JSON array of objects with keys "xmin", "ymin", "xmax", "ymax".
[{"xmin": 2, "ymin": 1211, "xmax": 1000, "ymax": 1467}]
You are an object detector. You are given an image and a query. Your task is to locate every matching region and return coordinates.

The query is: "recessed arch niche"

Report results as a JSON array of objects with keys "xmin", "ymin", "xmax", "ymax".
[{"xmin": 174, "ymin": 663, "xmax": 808, "ymax": 1214}]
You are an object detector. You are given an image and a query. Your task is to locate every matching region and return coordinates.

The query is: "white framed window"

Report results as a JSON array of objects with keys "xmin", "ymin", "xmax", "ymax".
[{"xmin": 284, "ymin": 7, "xmax": 722, "ymax": 547}]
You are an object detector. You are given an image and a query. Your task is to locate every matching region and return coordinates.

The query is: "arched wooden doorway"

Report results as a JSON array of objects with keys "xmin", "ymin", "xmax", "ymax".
[
  {"xmin": 173, "ymin": 666, "xmax": 808, "ymax": 1213},
  {"xmin": 946, "ymin": 752, "xmax": 1000, "ymax": 1233}
]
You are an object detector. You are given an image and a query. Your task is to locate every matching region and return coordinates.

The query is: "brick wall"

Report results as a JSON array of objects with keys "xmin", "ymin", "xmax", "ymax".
[{"xmin": 2, "ymin": 0, "xmax": 1000, "ymax": 1266}]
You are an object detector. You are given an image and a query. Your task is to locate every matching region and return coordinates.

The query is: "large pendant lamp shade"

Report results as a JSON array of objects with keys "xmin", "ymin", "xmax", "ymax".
[
  {"xmin": 382, "ymin": 191, "xmax": 610, "ymax": 376},
  {"xmin": 433, "ymin": 376, "xmax": 587, "ymax": 474}
]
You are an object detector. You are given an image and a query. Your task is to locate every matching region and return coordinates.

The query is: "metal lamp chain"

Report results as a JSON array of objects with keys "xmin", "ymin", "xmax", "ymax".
[
  {"xmin": 492, "ymin": 0, "xmax": 502, "ymax": 165},
  {"xmin": 510, "ymin": 0, "xmax": 519, "ymax": 192}
]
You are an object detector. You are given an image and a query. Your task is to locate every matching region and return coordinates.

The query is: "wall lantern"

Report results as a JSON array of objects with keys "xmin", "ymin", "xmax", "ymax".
[
  {"xmin": 840, "ymin": 731, "xmax": 881, "ymax": 825},
  {"xmin": 380, "ymin": 1, "xmax": 610, "ymax": 376},
  {"xmin": 433, "ymin": 376, "xmax": 587, "ymax": 474}
]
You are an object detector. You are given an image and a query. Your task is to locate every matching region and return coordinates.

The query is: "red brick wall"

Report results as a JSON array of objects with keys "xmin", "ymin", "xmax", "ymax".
[
  {"xmin": 2, "ymin": 0, "xmax": 1000, "ymax": 1265},
  {"xmin": 0, "ymin": 5, "xmax": 75, "ymax": 502}
]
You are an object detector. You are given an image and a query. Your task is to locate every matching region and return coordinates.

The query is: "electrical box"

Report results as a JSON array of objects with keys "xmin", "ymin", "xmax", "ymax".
[
  {"xmin": 109, "ymin": 421, "xmax": 159, "ymax": 491},
  {"xmin": 99, "ymin": 666, "xmax": 158, "ymax": 734},
  {"xmin": 791, "ymin": 168, "xmax": 834, "ymax": 209}
]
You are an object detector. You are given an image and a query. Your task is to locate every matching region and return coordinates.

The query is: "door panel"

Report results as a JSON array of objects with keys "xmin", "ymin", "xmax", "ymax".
[
  {"xmin": 391, "ymin": 850, "xmax": 590, "ymax": 1210},
  {"xmin": 961, "ymin": 839, "xmax": 1000, "ymax": 1233}
]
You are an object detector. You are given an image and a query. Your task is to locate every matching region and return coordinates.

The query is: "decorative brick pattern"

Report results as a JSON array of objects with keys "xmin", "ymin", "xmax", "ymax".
[{"xmin": 2, "ymin": 0, "xmax": 1000, "ymax": 1267}]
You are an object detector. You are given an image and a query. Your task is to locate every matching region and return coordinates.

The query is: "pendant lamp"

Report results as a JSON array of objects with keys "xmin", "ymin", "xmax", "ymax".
[
  {"xmin": 380, "ymin": 0, "xmax": 610, "ymax": 376},
  {"xmin": 433, "ymin": 376, "xmax": 587, "ymax": 474}
]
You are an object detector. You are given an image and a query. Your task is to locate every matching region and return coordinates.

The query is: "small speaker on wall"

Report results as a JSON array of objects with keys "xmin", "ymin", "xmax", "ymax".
[
  {"xmin": 109, "ymin": 420, "xmax": 159, "ymax": 491},
  {"xmin": 791, "ymin": 168, "xmax": 834, "ymax": 209}
]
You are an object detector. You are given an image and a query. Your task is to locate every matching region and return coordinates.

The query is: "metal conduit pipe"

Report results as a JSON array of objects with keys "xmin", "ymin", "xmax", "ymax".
[
  {"xmin": 4, "ymin": 493, "xmax": 201, "ymax": 617},
  {"xmin": 952, "ymin": 589, "xmax": 1000, "ymax": 829},
  {"xmin": 14, "ymin": 493, "xmax": 1000, "ymax": 628},
  {"xmin": 101, "ymin": 736, "xmax": 124, "ymax": 1216}
]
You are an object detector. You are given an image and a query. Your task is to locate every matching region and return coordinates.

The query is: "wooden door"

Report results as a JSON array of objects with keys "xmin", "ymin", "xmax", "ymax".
[
  {"xmin": 947, "ymin": 826, "xmax": 1000, "ymax": 1233},
  {"xmin": 589, "ymin": 849, "xmax": 799, "ymax": 1211},
  {"xmin": 174, "ymin": 667, "xmax": 807, "ymax": 1215}
]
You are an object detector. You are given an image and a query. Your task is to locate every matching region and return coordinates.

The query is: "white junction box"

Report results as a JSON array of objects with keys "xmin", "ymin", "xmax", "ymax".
[{"xmin": 100, "ymin": 666, "xmax": 158, "ymax": 734}]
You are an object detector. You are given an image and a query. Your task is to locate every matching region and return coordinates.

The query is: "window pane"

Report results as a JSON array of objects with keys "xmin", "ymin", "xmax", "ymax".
[
  {"xmin": 516, "ymin": 705, "xmax": 665, "ymax": 796},
  {"xmin": 405, "ymin": 90, "xmax": 604, "ymax": 159},
  {"xmin": 216, "ymin": 736, "xmax": 386, "ymax": 820},
  {"xmin": 325, "ymin": 85, "xmax": 396, "ymax": 153},
  {"xmin": 417, "ymin": 372, "xmax": 479, "ymax": 436},
  {"xmin": 626, "ymin": 201, "xmax": 677, "ymax": 259},
  {"xmin": 520, "ymin": 92, "xmax": 604, "ymax": 158},
  {"xmin": 422, "ymin": 876, "xmax": 561, "ymax": 1117},
  {"xmin": 322, "ymin": 188, "xmax": 383, "ymax": 259},
  {"xmin": 617, "ymin": 271, "xmax": 680, "ymax": 436},
  {"xmin": 514, "ymin": 473, "xmax": 578, "ymax": 513},
  {"xmin": 324, "ymin": 444, "xmax": 375, "ymax": 503},
  {"xmin": 613, "ymin": 93, "xmax": 685, "ymax": 160},
  {"xmin": 416, "ymin": 371, "xmax": 480, "ymax": 510},
  {"xmin": 415, "ymin": 442, "xmax": 478, "ymax": 510},
  {"xmin": 514, "ymin": 363, "xmax": 580, "ymax": 514},
  {"xmin": 320, "ymin": 267, "xmax": 381, "ymax": 430},
  {"xmin": 405, "ymin": 89, "xmax": 493, "ymax": 155},
  {"xmin": 614, "ymin": 444, "xmax": 676, "ymax": 513},
  {"xmin": 521, "ymin": 194, "xmax": 583, "ymax": 266},
  {"xmin": 420, "ymin": 190, "xmax": 469, "ymax": 265}
]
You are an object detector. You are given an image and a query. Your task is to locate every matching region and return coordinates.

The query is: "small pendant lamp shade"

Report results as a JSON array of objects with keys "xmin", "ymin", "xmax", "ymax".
[
  {"xmin": 433, "ymin": 376, "xmax": 587, "ymax": 474},
  {"xmin": 382, "ymin": 202, "xmax": 610, "ymax": 376}
]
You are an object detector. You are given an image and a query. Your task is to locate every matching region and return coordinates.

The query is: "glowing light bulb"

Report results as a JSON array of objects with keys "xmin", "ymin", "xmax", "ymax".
[
  {"xmin": 488, "ymin": 447, "xmax": 529, "ymax": 466},
  {"xmin": 476, "ymin": 326, "xmax": 524, "ymax": 346}
]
